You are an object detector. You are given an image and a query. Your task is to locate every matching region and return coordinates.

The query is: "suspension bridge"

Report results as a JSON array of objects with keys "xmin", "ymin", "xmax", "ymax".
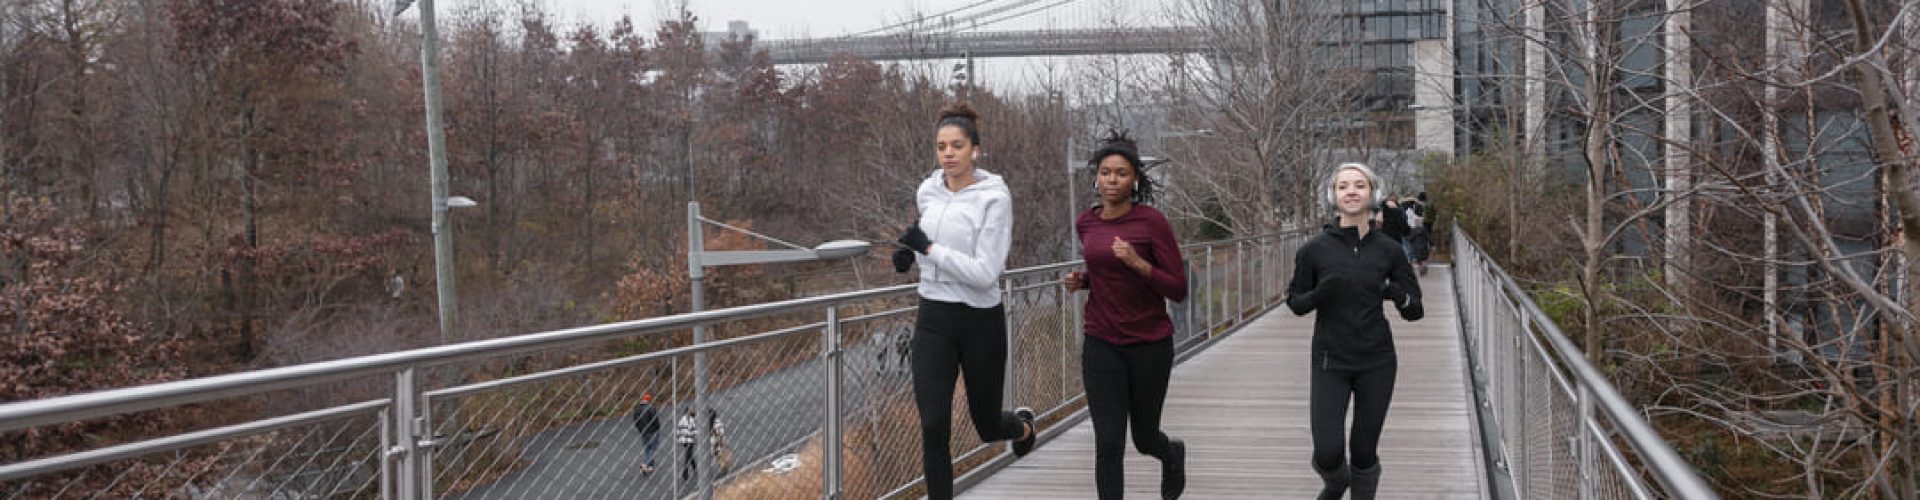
[{"xmin": 758, "ymin": 27, "xmax": 1210, "ymax": 65}]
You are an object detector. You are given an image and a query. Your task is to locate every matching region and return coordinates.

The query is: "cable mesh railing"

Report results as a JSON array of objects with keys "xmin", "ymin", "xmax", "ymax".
[
  {"xmin": 0, "ymin": 231, "xmax": 1302, "ymax": 499},
  {"xmin": 2, "ymin": 399, "xmax": 388, "ymax": 499},
  {"xmin": 1452, "ymin": 226, "xmax": 1716, "ymax": 500}
]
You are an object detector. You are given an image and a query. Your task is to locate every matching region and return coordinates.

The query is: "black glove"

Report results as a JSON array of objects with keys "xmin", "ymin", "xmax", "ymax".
[
  {"xmin": 1316, "ymin": 274, "xmax": 1357, "ymax": 304},
  {"xmin": 891, "ymin": 248, "xmax": 915, "ymax": 273},
  {"xmin": 897, "ymin": 224, "xmax": 931, "ymax": 255},
  {"xmin": 1288, "ymin": 274, "xmax": 1353, "ymax": 315},
  {"xmin": 1385, "ymin": 281, "xmax": 1425, "ymax": 320}
]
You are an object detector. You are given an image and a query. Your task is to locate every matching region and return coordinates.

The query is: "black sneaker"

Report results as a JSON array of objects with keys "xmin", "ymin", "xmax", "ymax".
[
  {"xmin": 1011, "ymin": 407, "xmax": 1038, "ymax": 457},
  {"xmin": 1162, "ymin": 438, "xmax": 1186, "ymax": 499}
]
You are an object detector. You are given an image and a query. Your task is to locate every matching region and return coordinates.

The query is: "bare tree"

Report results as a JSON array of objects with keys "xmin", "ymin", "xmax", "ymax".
[
  {"xmin": 1158, "ymin": 0, "xmax": 1359, "ymax": 235},
  {"xmin": 1456, "ymin": 0, "xmax": 1920, "ymax": 495}
]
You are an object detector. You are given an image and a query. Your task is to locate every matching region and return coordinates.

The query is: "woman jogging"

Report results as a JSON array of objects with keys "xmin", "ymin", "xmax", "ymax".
[
  {"xmin": 1284, "ymin": 163, "xmax": 1424, "ymax": 500},
  {"xmin": 890, "ymin": 101, "xmax": 1037, "ymax": 500},
  {"xmin": 1063, "ymin": 130, "xmax": 1188, "ymax": 499}
]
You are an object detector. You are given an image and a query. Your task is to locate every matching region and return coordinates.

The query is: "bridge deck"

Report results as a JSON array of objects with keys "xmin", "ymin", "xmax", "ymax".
[{"xmin": 962, "ymin": 266, "xmax": 1485, "ymax": 499}]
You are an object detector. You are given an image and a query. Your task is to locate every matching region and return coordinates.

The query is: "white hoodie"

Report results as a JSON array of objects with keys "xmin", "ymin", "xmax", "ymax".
[{"xmin": 913, "ymin": 168, "xmax": 1013, "ymax": 308}]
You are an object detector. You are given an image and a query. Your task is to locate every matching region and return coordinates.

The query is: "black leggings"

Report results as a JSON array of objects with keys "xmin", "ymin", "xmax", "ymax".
[
  {"xmin": 1083, "ymin": 336, "xmax": 1175, "ymax": 500},
  {"xmin": 1310, "ymin": 359, "xmax": 1398, "ymax": 471},
  {"xmin": 912, "ymin": 299, "xmax": 1025, "ymax": 500}
]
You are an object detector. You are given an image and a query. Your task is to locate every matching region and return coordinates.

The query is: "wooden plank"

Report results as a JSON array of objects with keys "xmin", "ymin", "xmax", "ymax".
[{"xmin": 962, "ymin": 266, "xmax": 1484, "ymax": 499}]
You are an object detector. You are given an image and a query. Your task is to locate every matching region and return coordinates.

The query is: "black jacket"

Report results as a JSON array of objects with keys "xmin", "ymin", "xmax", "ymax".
[
  {"xmin": 1379, "ymin": 202, "xmax": 1411, "ymax": 242},
  {"xmin": 632, "ymin": 403, "xmax": 662, "ymax": 435},
  {"xmin": 1284, "ymin": 222, "xmax": 1423, "ymax": 371}
]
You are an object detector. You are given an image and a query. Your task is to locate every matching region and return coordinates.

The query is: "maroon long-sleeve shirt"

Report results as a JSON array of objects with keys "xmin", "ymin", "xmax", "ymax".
[{"xmin": 1077, "ymin": 204, "xmax": 1188, "ymax": 345}]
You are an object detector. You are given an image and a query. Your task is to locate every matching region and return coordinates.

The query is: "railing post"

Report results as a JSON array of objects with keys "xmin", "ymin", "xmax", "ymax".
[
  {"xmin": 1517, "ymin": 309, "xmax": 1531, "ymax": 497},
  {"xmin": 822, "ymin": 307, "xmax": 843, "ymax": 500},
  {"xmin": 1060, "ymin": 277, "xmax": 1071, "ymax": 401},
  {"xmin": 1205, "ymin": 246, "xmax": 1214, "ymax": 337},
  {"xmin": 671, "ymin": 356, "xmax": 682, "ymax": 499},
  {"xmin": 1235, "ymin": 241, "xmax": 1245, "ymax": 323},
  {"xmin": 1002, "ymin": 277, "xmax": 1016, "ymax": 411},
  {"xmin": 380, "ymin": 408, "xmax": 393, "ymax": 499},
  {"xmin": 391, "ymin": 368, "xmax": 420, "ymax": 500},
  {"xmin": 1180, "ymin": 256, "xmax": 1194, "ymax": 343},
  {"xmin": 1261, "ymin": 238, "xmax": 1270, "ymax": 307},
  {"xmin": 419, "ymin": 395, "xmax": 436, "ymax": 499},
  {"xmin": 1577, "ymin": 384, "xmax": 1595, "ymax": 500}
]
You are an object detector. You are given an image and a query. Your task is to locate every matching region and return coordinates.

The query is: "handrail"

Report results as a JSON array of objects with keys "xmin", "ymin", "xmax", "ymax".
[
  {"xmin": 0, "ymin": 230, "xmax": 1303, "ymax": 436},
  {"xmin": 0, "ymin": 282, "xmax": 905, "ymax": 434},
  {"xmin": 0, "ymin": 230, "xmax": 1306, "ymax": 499},
  {"xmin": 1453, "ymin": 225, "xmax": 1717, "ymax": 499}
]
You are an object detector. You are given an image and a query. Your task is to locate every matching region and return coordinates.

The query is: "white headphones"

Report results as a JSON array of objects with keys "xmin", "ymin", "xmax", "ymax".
[{"xmin": 1323, "ymin": 163, "xmax": 1385, "ymax": 210}]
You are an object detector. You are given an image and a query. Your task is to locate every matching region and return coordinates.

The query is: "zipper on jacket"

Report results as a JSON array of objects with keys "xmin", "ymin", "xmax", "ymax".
[{"xmin": 930, "ymin": 195, "xmax": 954, "ymax": 283}]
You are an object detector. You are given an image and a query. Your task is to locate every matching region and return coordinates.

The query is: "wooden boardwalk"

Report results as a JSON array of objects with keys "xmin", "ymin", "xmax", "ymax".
[{"xmin": 962, "ymin": 266, "xmax": 1485, "ymax": 499}]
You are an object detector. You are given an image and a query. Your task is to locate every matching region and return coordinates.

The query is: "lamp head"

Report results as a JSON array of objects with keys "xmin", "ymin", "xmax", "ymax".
[{"xmin": 812, "ymin": 240, "xmax": 871, "ymax": 260}]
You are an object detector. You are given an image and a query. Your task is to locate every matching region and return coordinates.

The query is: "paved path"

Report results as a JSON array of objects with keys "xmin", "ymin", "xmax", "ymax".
[{"xmin": 449, "ymin": 326, "xmax": 909, "ymax": 500}]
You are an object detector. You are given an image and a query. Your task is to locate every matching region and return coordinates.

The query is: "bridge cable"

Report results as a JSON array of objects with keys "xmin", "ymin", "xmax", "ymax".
[
  {"xmin": 926, "ymin": 0, "xmax": 1086, "ymax": 34},
  {"xmin": 898, "ymin": 0, "xmax": 1050, "ymax": 36},
  {"xmin": 839, "ymin": 0, "xmax": 1022, "ymax": 38}
]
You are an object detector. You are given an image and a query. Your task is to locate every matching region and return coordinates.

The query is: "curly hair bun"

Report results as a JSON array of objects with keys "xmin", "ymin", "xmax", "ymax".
[{"xmin": 938, "ymin": 102, "xmax": 979, "ymax": 122}]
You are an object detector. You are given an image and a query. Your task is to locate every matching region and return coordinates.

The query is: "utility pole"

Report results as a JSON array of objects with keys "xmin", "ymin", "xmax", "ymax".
[
  {"xmin": 392, "ymin": 1, "xmax": 457, "ymax": 496},
  {"xmin": 395, "ymin": 0, "xmax": 456, "ymax": 350}
]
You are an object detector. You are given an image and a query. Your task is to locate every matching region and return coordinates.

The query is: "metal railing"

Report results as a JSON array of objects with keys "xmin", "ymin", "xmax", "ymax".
[
  {"xmin": 0, "ymin": 230, "xmax": 1304, "ymax": 499},
  {"xmin": 1452, "ymin": 226, "xmax": 1718, "ymax": 500}
]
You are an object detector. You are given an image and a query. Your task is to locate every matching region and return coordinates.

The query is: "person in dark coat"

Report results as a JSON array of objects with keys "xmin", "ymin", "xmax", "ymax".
[
  {"xmin": 1285, "ymin": 163, "xmax": 1424, "ymax": 500},
  {"xmin": 631, "ymin": 393, "xmax": 662, "ymax": 473}
]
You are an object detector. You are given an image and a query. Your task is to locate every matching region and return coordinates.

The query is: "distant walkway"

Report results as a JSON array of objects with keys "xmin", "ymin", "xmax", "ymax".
[{"xmin": 962, "ymin": 266, "xmax": 1485, "ymax": 499}]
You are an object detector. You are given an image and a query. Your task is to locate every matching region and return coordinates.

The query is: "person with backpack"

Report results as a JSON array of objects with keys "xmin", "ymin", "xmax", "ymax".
[
  {"xmin": 1402, "ymin": 199, "xmax": 1430, "ymax": 275},
  {"xmin": 630, "ymin": 393, "xmax": 662, "ymax": 473}
]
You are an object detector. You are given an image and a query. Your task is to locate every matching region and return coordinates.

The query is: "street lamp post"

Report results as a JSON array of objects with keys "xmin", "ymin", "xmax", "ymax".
[
  {"xmin": 683, "ymin": 200, "xmax": 868, "ymax": 500},
  {"xmin": 392, "ymin": 1, "xmax": 461, "ymax": 497},
  {"xmin": 394, "ymin": 0, "xmax": 458, "ymax": 350}
]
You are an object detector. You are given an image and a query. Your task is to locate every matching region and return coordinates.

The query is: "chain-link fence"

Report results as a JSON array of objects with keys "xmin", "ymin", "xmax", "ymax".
[
  {"xmin": 1452, "ymin": 226, "xmax": 1717, "ymax": 500},
  {"xmin": 1, "ymin": 399, "xmax": 388, "ymax": 499},
  {"xmin": 1, "ymin": 232, "xmax": 1304, "ymax": 499}
]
